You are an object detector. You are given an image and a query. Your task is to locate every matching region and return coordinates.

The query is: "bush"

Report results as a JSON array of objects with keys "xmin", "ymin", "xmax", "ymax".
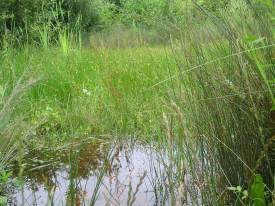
[{"xmin": 0, "ymin": 0, "xmax": 108, "ymax": 46}]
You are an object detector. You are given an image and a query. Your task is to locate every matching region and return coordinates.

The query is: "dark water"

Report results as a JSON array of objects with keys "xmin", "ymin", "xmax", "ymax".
[{"xmin": 8, "ymin": 140, "xmax": 173, "ymax": 206}]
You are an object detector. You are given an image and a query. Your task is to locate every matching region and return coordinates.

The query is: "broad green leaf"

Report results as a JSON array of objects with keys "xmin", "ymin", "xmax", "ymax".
[{"xmin": 250, "ymin": 174, "xmax": 266, "ymax": 206}]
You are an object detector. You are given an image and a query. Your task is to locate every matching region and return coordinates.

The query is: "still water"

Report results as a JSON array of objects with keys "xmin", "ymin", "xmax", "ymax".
[{"xmin": 8, "ymin": 140, "xmax": 174, "ymax": 206}]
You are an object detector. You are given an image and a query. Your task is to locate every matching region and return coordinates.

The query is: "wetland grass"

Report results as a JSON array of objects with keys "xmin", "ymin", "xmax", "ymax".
[{"xmin": 0, "ymin": 0, "xmax": 274, "ymax": 205}]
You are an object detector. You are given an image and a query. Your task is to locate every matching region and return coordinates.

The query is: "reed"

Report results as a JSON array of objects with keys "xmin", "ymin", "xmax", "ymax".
[{"xmin": 0, "ymin": 0, "xmax": 274, "ymax": 205}]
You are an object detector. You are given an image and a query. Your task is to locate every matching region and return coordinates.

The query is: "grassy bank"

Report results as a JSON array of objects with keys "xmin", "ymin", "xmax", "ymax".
[{"xmin": 1, "ymin": 46, "xmax": 176, "ymax": 138}]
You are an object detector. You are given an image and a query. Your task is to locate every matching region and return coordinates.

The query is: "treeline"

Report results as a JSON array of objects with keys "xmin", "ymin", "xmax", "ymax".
[
  {"xmin": 0, "ymin": 0, "xmax": 229, "ymax": 43},
  {"xmin": 0, "ymin": 0, "xmax": 272, "ymax": 46}
]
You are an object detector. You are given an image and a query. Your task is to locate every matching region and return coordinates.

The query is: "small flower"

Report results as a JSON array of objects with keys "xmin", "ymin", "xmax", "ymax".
[
  {"xmin": 225, "ymin": 79, "xmax": 233, "ymax": 86},
  {"xmin": 82, "ymin": 88, "xmax": 91, "ymax": 96}
]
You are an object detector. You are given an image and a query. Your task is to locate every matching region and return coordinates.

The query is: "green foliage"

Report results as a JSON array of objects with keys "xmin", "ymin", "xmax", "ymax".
[
  {"xmin": 227, "ymin": 185, "xmax": 249, "ymax": 201},
  {"xmin": 0, "ymin": 170, "xmax": 12, "ymax": 190},
  {"xmin": 118, "ymin": 0, "xmax": 167, "ymax": 27},
  {"xmin": 0, "ymin": 196, "xmax": 7, "ymax": 206},
  {"xmin": 227, "ymin": 174, "xmax": 272, "ymax": 205},
  {"xmin": 253, "ymin": 0, "xmax": 274, "ymax": 15},
  {"xmin": 0, "ymin": 0, "xmax": 107, "ymax": 46},
  {"xmin": 251, "ymin": 174, "xmax": 266, "ymax": 206},
  {"xmin": 0, "ymin": 0, "xmax": 273, "ymax": 46},
  {"xmin": 198, "ymin": 0, "xmax": 230, "ymax": 11},
  {"xmin": 0, "ymin": 0, "xmax": 274, "ymax": 205},
  {"xmin": 0, "ymin": 0, "xmax": 191, "ymax": 46},
  {"xmin": 0, "ymin": 170, "xmax": 12, "ymax": 206}
]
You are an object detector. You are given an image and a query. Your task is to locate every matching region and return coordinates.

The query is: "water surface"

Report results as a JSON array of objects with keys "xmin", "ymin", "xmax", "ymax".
[{"xmin": 9, "ymin": 140, "xmax": 172, "ymax": 206}]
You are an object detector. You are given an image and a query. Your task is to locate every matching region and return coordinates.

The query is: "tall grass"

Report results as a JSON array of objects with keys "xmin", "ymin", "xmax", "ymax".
[
  {"xmin": 0, "ymin": 0, "xmax": 274, "ymax": 205},
  {"xmin": 158, "ymin": 1, "xmax": 274, "ymax": 204},
  {"xmin": 0, "ymin": 68, "xmax": 39, "ymax": 205}
]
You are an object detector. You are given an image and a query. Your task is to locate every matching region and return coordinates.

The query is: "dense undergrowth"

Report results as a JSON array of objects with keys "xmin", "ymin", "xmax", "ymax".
[{"xmin": 0, "ymin": 0, "xmax": 274, "ymax": 205}]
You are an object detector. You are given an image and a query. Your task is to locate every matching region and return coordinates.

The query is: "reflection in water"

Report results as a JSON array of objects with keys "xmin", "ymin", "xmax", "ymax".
[{"xmin": 8, "ymin": 140, "xmax": 172, "ymax": 206}]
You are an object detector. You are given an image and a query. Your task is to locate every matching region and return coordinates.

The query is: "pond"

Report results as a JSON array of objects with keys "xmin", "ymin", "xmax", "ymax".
[{"xmin": 7, "ymin": 139, "xmax": 191, "ymax": 206}]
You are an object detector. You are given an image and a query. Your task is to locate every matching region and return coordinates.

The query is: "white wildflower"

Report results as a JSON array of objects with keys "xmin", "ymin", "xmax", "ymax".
[
  {"xmin": 225, "ymin": 79, "xmax": 233, "ymax": 86},
  {"xmin": 82, "ymin": 88, "xmax": 91, "ymax": 96}
]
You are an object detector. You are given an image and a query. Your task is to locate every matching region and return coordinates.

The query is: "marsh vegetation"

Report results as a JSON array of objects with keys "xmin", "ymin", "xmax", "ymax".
[{"xmin": 0, "ymin": 0, "xmax": 274, "ymax": 205}]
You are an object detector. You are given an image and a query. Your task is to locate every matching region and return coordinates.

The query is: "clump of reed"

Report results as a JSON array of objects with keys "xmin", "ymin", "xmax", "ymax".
[
  {"xmin": 156, "ymin": 0, "xmax": 274, "ymax": 204},
  {"xmin": 0, "ymin": 70, "xmax": 39, "ymax": 205}
]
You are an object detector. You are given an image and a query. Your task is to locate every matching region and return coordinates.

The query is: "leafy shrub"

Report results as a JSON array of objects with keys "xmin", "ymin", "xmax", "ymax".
[{"xmin": 0, "ymin": 0, "xmax": 108, "ymax": 46}]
